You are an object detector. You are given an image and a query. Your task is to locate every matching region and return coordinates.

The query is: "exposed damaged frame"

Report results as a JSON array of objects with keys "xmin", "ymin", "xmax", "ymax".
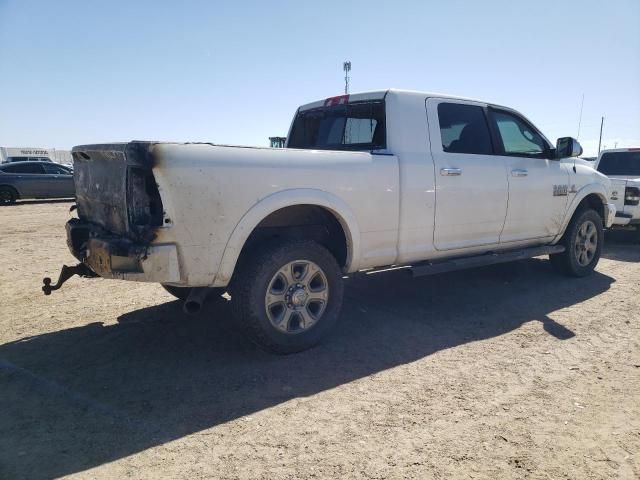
[{"xmin": 43, "ymin": 142, "xmax": 166, "ymax": 293}]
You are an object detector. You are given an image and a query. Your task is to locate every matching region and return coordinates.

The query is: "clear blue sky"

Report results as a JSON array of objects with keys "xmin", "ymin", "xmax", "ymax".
[{"xmin": 1, "ymin": 0, "xmax": 638, "ymax": 155}]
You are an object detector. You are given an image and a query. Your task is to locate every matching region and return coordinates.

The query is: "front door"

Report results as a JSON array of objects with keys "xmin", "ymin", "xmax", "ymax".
[
  {"xmin": 488, "ymin": 108, "xmax": 570, "ymax": 242},
  {"xmin": 42, "ymin": 163, "xmax": 75, "ymax": 197},
  {"xmin": 427, "ymin": 98, "xmax": 509, "ymax": 250}
]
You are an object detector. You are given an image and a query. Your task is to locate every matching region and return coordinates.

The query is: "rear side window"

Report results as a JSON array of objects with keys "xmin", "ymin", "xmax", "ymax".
[
  {"xmin": 491, "ymin": 110, "xmax": 547, "ymax": 157},
  {"xmin": 2, "ymin": 163, "xmax": 45, "ymax": 174},
  {"xmin": 437, "ymin": 103, "xmax": 493, "ymax": 155},
  {"xmin": 288, "ymin": 101, "xmax": 386, "ymax": 151},
  {"xmin": 597, "ymin": 151, "xmax": 640, "ymax": 176}
]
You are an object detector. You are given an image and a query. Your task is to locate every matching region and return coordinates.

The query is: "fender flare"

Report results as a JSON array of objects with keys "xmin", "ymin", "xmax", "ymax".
[
  {"xmin": 553, "ymin": 183, "xmax": 610, "ymax": 242},
  {"xmin": 213, "ymin": 188, "xmax": 361, "ymax": 285}
]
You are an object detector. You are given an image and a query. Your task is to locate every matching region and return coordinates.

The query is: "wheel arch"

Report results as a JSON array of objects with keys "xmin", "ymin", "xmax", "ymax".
[
  {"xmin": 213, "ymin": 189, "xmax": 361, "ymax": 286},
  {"xmin": 554, "ymin": 185, "xmax": 609, "ymax": 242},
  {"xmin": 0, "ymin": 184, "xmax": 20, "ymax": 198}
]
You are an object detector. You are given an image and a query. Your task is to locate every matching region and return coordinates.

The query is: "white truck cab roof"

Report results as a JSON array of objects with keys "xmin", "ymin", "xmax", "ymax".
[
  {"xmin": 293, "ymin": 88, "xmax": 553, "ymax": 154},
  {"xmin": 298, "ymin": 89, "xmax": 497, "ymax": 112}
]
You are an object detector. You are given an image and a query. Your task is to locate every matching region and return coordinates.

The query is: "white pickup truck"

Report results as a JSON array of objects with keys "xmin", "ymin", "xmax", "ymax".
[
  {"xmin": 595, "ymin": 148, "xmax": 640, "ymax": 236},
  {"xmin": 43, "ymin": 89, "xmax": 615, "ymax": 353}
]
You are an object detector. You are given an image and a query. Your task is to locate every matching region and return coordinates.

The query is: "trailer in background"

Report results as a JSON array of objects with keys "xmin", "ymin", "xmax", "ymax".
[{"xmin": 0, "ymin": 146, "xmax": 73, "ymax": 165}]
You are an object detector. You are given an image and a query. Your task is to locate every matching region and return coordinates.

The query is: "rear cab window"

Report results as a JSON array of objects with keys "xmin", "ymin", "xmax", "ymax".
[
  {"xmin": 597, "ymin": 151, "xmax": 640, "ymax": 176},
  {"xmin": 288, "ymin": 100, "xmax": 386, "ymax": 151}
]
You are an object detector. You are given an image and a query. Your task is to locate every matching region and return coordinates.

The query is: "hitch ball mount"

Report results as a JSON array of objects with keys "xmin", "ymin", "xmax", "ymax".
[{"xmin": 42, "ymin": 263, "xmax": 98, "ymax": 295}]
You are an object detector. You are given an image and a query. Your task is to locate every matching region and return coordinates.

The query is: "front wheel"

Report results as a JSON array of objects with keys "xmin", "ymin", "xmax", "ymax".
[
  {"xmin": 550, "ymin": 208, "xmax": 603, "ymax": 277},
  {"xmin": 231, "ymin": 240, "xmax": 344, "ymax": 354}
]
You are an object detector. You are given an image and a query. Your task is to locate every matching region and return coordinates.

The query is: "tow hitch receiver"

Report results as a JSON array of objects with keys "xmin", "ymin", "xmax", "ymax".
[{"xmin": 42, "ymin": 263, "xmax": 98, "ymax": 295}]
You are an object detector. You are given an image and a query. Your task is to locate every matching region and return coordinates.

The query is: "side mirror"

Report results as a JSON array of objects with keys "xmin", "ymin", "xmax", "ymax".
[{"xmin": 556, "ymin": 137, "xmax": 583, "ymax": 159}]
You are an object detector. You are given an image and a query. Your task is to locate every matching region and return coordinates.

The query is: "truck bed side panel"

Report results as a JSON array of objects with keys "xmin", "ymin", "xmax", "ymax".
[{"xmin": 152, "ymin": 144, "xmax": 400, "ymax": 285}]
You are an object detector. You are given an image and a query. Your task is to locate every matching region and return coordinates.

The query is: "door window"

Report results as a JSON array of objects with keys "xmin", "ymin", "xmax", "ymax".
[
  {"xmin": 437, "ymin": 103, "xmax": 493, "ymax": 155},
  {"xmin": 43, "ymin": 163, "xmax": 71, "ymax": 174},
  {"xmin": 492, "ymin": 110, "xmax": 547, "ymax": 157},
  {"xmin": 2, "ymin": 163, "xmax": 45, "ymax": 174}
]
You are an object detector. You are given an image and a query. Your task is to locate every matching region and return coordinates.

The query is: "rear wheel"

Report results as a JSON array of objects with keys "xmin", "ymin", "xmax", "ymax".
[
  {"xmin": 231, "ymin": 239, "xmax": 344, "ymax": 354},
  {"xmin": 0, "ymin": 187, "xmax": 17, "ymax": 205},
  {"xmin": 550, "ymin": 208, "xmax": 603, "ymax": 277}
]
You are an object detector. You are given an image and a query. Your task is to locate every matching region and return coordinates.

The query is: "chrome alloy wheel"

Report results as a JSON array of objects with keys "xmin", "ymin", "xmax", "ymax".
[
  {"xmin": 574, "ymin": 220, "xmax": 598, "ymax": 266},
  {"xmin": 264, "ymin": 260, "xmax": 329, "ymax": 334}
]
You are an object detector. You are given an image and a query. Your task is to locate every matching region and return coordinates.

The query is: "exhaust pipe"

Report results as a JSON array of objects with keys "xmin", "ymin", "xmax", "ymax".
[{"xmin": 183, "ymin": 287, "xmax": 210, "ymax": 315}]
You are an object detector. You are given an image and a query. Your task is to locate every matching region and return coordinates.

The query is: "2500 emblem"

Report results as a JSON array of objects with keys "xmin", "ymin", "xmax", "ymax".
[{"xmin": 553, "ymin": 184, "xmax": 568, "ymax": 196}]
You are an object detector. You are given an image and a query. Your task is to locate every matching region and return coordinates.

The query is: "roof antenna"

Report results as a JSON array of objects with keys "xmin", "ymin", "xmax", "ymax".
[
  {"xmin": 576, "ymin": 93, "xmax": 584, "ymax": 140},
  {"xmin": 572, "ymin": 93, "xmax": 584, "ymax": 173}
]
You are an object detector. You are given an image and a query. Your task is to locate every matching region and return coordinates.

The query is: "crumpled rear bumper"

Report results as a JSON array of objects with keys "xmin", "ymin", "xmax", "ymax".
[{"xmin": 66, "ymin": 219, "xmax": 181, "ymax": 283}]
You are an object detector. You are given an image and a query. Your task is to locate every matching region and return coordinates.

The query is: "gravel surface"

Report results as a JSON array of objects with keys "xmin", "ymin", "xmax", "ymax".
[{"xmin": 1, "ymin": 201, "xmax": 639, "ymax": 479}]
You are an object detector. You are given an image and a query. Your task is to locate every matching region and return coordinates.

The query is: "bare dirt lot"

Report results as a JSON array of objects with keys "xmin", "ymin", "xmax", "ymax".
[{"xmin": 1, "ymin": 201, "xmax": 639, "ymax": 480}]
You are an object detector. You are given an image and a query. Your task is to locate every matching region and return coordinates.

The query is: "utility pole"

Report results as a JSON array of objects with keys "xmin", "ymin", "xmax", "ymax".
[
  {"xmin": 597, "ymin": 116, "xmax": 605, "ymax": 154},
  {"xmin": 343, "ymin": 61, "xmax": 351, "ymax": 94}
]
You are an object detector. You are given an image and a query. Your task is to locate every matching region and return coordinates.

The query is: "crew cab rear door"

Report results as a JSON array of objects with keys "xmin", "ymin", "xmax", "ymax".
[
  {"xmin": 427, "ymin": 98, "xmax": 509, "ymax": 250},
  {"xmin": 487, "ymin": 108, "xmax": 570, "ymax": 242}
]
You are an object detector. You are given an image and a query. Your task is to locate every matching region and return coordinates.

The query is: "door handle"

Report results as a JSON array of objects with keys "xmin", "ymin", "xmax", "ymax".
[
  {"xmin": 511, "ymin": 169, "xmax": 528, "ymax": 177},
  {"xmin": 440, "ymin": 167, "xmax": 462, "ymax": 176}
]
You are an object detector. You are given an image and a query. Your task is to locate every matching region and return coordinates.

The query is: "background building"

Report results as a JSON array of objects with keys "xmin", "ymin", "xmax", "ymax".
[{"xmin": 0, "ymin": 146, "xmax": 73, "ymax": 165}]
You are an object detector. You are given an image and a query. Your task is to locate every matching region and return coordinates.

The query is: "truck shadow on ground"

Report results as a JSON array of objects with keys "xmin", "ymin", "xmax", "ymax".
[{"xmin": 0, "ymin": 258, "xmax": 614, "ymax": 479}]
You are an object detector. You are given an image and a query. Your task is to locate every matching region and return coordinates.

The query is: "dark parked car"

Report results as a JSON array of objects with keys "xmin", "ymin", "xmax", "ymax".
[{"xmin": 0, "ymin": 161, "xmax": 74, "ymax": 205}]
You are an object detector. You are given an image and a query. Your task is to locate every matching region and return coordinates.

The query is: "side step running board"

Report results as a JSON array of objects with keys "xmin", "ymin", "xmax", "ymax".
[{"xmin": 410, "ymin": 245, "xmax": 565, "ymax": 277}]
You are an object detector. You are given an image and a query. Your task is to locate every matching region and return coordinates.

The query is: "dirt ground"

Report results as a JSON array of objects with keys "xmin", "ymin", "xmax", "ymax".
[{"xmin": 0, "ymin": 201, "xmax": 639, "ymax": 480}]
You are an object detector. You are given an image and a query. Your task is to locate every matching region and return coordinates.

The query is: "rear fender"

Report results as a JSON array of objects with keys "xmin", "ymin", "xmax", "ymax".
[{"xmin": 213, "ymin": 189, "xmax": 361, "ymax": 286}]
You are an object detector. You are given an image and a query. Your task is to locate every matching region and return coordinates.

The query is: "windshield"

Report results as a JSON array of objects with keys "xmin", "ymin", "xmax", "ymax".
[
  {"xmin": 597, "ymin": 151, "xmax": 640, "ymax": 176},
  {"xmin": 287, "ymin": 101, "xmax": 386, "ymax": 151}
]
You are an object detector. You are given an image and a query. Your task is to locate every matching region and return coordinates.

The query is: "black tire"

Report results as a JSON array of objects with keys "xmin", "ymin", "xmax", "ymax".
[
  {"xmin": 161, "ymin": 284, "xmax": 225, "ymax": 302},
  {"xmin": 550, "ymin": 208, "xmax": 603, "ymax": 277},
  {"xmin": 0, "ymin": 187, "xmax": 17, "ymax": 205},
  {"xmin": 231, "ymin": 239, "xmax": 344, "ymax": 354}
]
